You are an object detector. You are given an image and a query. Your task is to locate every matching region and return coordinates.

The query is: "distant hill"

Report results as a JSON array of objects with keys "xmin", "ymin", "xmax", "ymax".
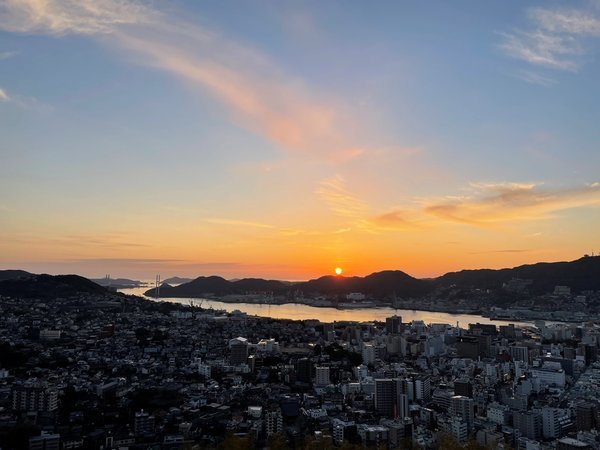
[
  {"xmin": 298, "ymin": 271, "xmax": 432, "ymax": 298},
  {"xmin": 4, "ymin": 256, "xmax": 598, "ymax": 301},
  {"xmin": 144, "ymin": 276, "xmax": 289, "ymax": 297},
  {"xmin": 162, "ymin": 276, "xmax": 193, "ymax": 285},
  {"xmin": 0, "ymin": 270, "xmax": 32, "ymax": 282},
  {"xmin": 435, "ymin": 256, "xmax": 600, "ymax": 294},
  {"xmin": 90, "ymin": 277, "xmax": 145, "ymax": 288},
  {"xmin": 144, "ymin": 270, "xmax": 432, "ymax": 298},
  {"xmin": 143, "ymin": 256, "xmax": 600, "ymax": 299},
  {"xmin": 0, "ymin": 274, "xmax": 107, "ymax": 299}
]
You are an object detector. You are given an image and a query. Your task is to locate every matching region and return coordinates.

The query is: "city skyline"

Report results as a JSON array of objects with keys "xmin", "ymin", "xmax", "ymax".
[{"xmin": 1, "ymin": 0, "xmax": 600, "ymax": 280}]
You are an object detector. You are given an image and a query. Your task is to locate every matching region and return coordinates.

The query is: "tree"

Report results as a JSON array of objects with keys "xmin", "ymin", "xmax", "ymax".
[
  {"xmin": 219, "ymin": 432, "xmax": 254, "ymax": 450},
  {"xmin": 266, "ymin": 432, "xmax": 288, "ymax": 450},
  {"xmin": 338, "ymin": 442, "xmax": 363, "ymax": 450}
]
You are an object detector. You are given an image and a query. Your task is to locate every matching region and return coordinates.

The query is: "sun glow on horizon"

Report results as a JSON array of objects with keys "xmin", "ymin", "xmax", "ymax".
[{"xmin": 335, "ymin": 267, "xmax": 343, "ymax": 275}]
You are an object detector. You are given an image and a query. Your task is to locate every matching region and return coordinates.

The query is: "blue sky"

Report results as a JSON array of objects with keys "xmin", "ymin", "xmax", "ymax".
[{"xmin": 0, "ymin": 0, "xmax": 599, "ymax": 279}]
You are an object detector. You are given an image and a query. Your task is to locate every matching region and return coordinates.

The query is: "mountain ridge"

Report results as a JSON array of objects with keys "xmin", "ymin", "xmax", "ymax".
[
  {"xmin": 1, "ymin": 256, "xmax": 598, "ymax": 300},
  {"xmin": 143, "ymin": 256, "xmax": 600, "ymax": 298},
  {"xmin": 0, "ymin": 273, "xmax": 107, "ymax": 299}
]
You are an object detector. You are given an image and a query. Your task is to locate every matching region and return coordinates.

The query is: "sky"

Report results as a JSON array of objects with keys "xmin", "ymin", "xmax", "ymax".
[{"xmin": 1, "ymin": 0, "xmax": 599, "ymax": 280}]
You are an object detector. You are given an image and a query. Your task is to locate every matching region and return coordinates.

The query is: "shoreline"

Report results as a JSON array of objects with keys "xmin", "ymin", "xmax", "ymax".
[{"xmin": 137, "ymin": 293, "xmax": 584, "ymax": 325}]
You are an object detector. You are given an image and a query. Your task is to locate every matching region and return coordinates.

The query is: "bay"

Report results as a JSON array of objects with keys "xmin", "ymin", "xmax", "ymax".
[{"xmin": 119, "ymin": 285, "xmax": 533, "ymax": 329}]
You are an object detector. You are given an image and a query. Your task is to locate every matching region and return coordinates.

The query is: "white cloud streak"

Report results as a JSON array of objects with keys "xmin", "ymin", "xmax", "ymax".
[
  {"xmin": 499, "ymin": 30, "xmax": 582, "ymax": 71},
  {"xmin": 0, "ymin": 50, "xmax": 19, "ymax": 60},
  {"xmin": 512, "ymin": 69, "xmax": 556, "ymax": 87},
  {"xmin": 316, "ymin": 175, "xmax": 367, "ymax": 218},
  {"xmin": 530, "ymin": 8, "xmax": 600, "ymax": 36},
  {"xmin": 0, "ymin": 88, "xmax": 10, "ymax": 102},
  {"xmin": 0, "ymin": 0, "xmax": 154, "ymax": 35},
  {"xmin": 500, "ymin": 5, "xmax": 600, "ymax": 72},
  {"xmin": 0, "ymin": 0, "xmax": 373, "ymax": 162}
]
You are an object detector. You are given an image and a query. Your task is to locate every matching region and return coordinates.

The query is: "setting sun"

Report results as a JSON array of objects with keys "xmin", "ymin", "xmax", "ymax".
[{"xmin": 335, "ymin": 267, "xmax": 343, "ymax": 275}]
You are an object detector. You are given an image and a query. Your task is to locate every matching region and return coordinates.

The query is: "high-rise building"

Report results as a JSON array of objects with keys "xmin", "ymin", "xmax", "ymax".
[
  {"xmin": 375, "ymin": 379, "xmax": 396, "ymax": 418},
  {"xmin": 12, "ymin": 385, "xmax": 58, "ymax": 412},
  {"xmin": 134, "ymin": 410, "xmax": 155, "ymax": 436},
  {"xmin": 513, "ymin": 410, "xmax": 542, "ymax": 440},
  {"xmin": 415, "ymin": 376, "xmax": 431, "ymax": 402},
  {"xmin": 510, "ymin": 346, "xmax": 530, "ymax": 363},
  {"xmin": 386, "ymin": 316, "xmax": 402, "ymax": 334},
  {"xmin": 398, "ymin": 393, "xmax": 409, "ymax": 418},
  {"xmin": 375, "ymin": 379, "xmax": 411, "ymax": 418},
  {"xmin": 455, "ymin": 335, "xmax": 480, "ymax": 360},
  {"xmin": 576, "ymin": 403, "xmax": 596, "ymax": 431},
  {"xmin": 315, "ymin": 366, "xmax": 330, "ymax": 386},
  {"xmin": 265, "ymin": 408, "xmax": 283, "ymax": 436},
  {"xmin": 296, "ymin": 358, "xmax": 312, "ymax": 383},
  {"xmin": 362, "ymin": 343, "xmax": 376, "ymax": 365},
  {"xmin": 450, "ymin": 396, "xmax": 474, "ymax": 431},
  {"xmin": 229, "ymin": 337, "xmax": 249, "ymax": 365},
  {"xmin": 542, "ymin": 407, "xmax": 564, "ymax": 439},
  {"xmin": 398, "ymin": 378, "xmax": 415, "ymax": 402}
]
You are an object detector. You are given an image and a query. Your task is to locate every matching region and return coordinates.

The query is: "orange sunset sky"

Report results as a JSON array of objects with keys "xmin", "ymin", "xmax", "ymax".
[{"xmin": 1, "ymin": 1, "xmax": 599, "ymax": 280}]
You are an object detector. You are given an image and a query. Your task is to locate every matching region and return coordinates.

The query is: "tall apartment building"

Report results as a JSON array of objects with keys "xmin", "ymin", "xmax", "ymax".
[
  {"xmin": 450, "ymin": 395, "xmax": 475, "ymax": 432},
  {"xmin": 576, "ymin": 403, "xmax": 597, "ymax": 431},
  {"xmin": 265, "ymin": 408, "xmax": 283, "ymax": 437},
  {"xmin": 386, "ymin": 316, "xmax": 402, "ymax": 334},
  {"xmin": 375, "ymin": 379, "xmax": 397, "ymax": 418},
  {"xmin": 510, "ymin": 346, "xmax": 529, "ymax": 363},
  {"xmin": 513, "ymin": 410, "xmax": 542, "ymax": 440},
  {"xmin": 229, "ymin": 337, "xmax": 249, "ymax": 365},
  {"xmin": 134, "ymin": 410, "xmax": 155, "ymax": 436},
  {"xmin": 12, "ymin": 385, "xmax": 58, "ymax": 412},
  {"xmin": 315, "ymin": 366, "xmax": 330, "ymax": 386}
]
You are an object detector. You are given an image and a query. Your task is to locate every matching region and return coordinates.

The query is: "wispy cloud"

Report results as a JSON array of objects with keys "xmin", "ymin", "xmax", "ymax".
[
  {"xmin": 114, "ymin": 29, "xmax": 364, "ymax": 161},
  {"xmin": 0, "ymin": 0, "xmax": 378, "ymax": 162},
  {"xmin": 469, "ymin": 249, "xmax": 531, "ymax": 255},
  {"xmin": 424, "ymin": 182, "xmax": 600, "ymax": 225},
  {"xmin": 70, "ymin": 258, "xmax": 183, "ymax": 264},
  {"xmin": 0, "ymin": 85, "xmax": 52, "ymax": 112},
  {"xmin": 373, "ymin": 182, "xmax": 600, "ymax": 228},
  {"xmin": 316, "ymin": 175, "xmax": 367, "ymax": 218},
  {"xmin": 499, "ymin": 30, "xmax": 581, "ymax": 71},
  {"xmin": 0, "ymin": 0, "xmax": 154, "ymax": 35},
  {"xmin": 500, "ymin": 4, "xmax": 600, "ymax": 73},
  {"xmin": 512, "ymin": 69, "xmax": 557, "ymax": 87},
  {"xmin": 0, "ymin": 50, "xmax": 19, "ymax": 60},
  {"xmin": 530, "ymin": 8, "xmax": 600, "ymax": 36},
  {"xmin": 371, "ymin": 210, "xmax": 424, "ymax": 230},
  {"xmin": 204, "ymin": 218, "xmax": 275, "ymax": 229},
  {"xmin": 0, "ymin": 232, "xmax": 150, "ymax": 248}
]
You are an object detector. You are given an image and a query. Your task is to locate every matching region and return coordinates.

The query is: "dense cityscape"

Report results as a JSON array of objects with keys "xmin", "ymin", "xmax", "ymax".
[{"xmin": 2, "ymin": 275, "xmax": 600, "ymax": 449}]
